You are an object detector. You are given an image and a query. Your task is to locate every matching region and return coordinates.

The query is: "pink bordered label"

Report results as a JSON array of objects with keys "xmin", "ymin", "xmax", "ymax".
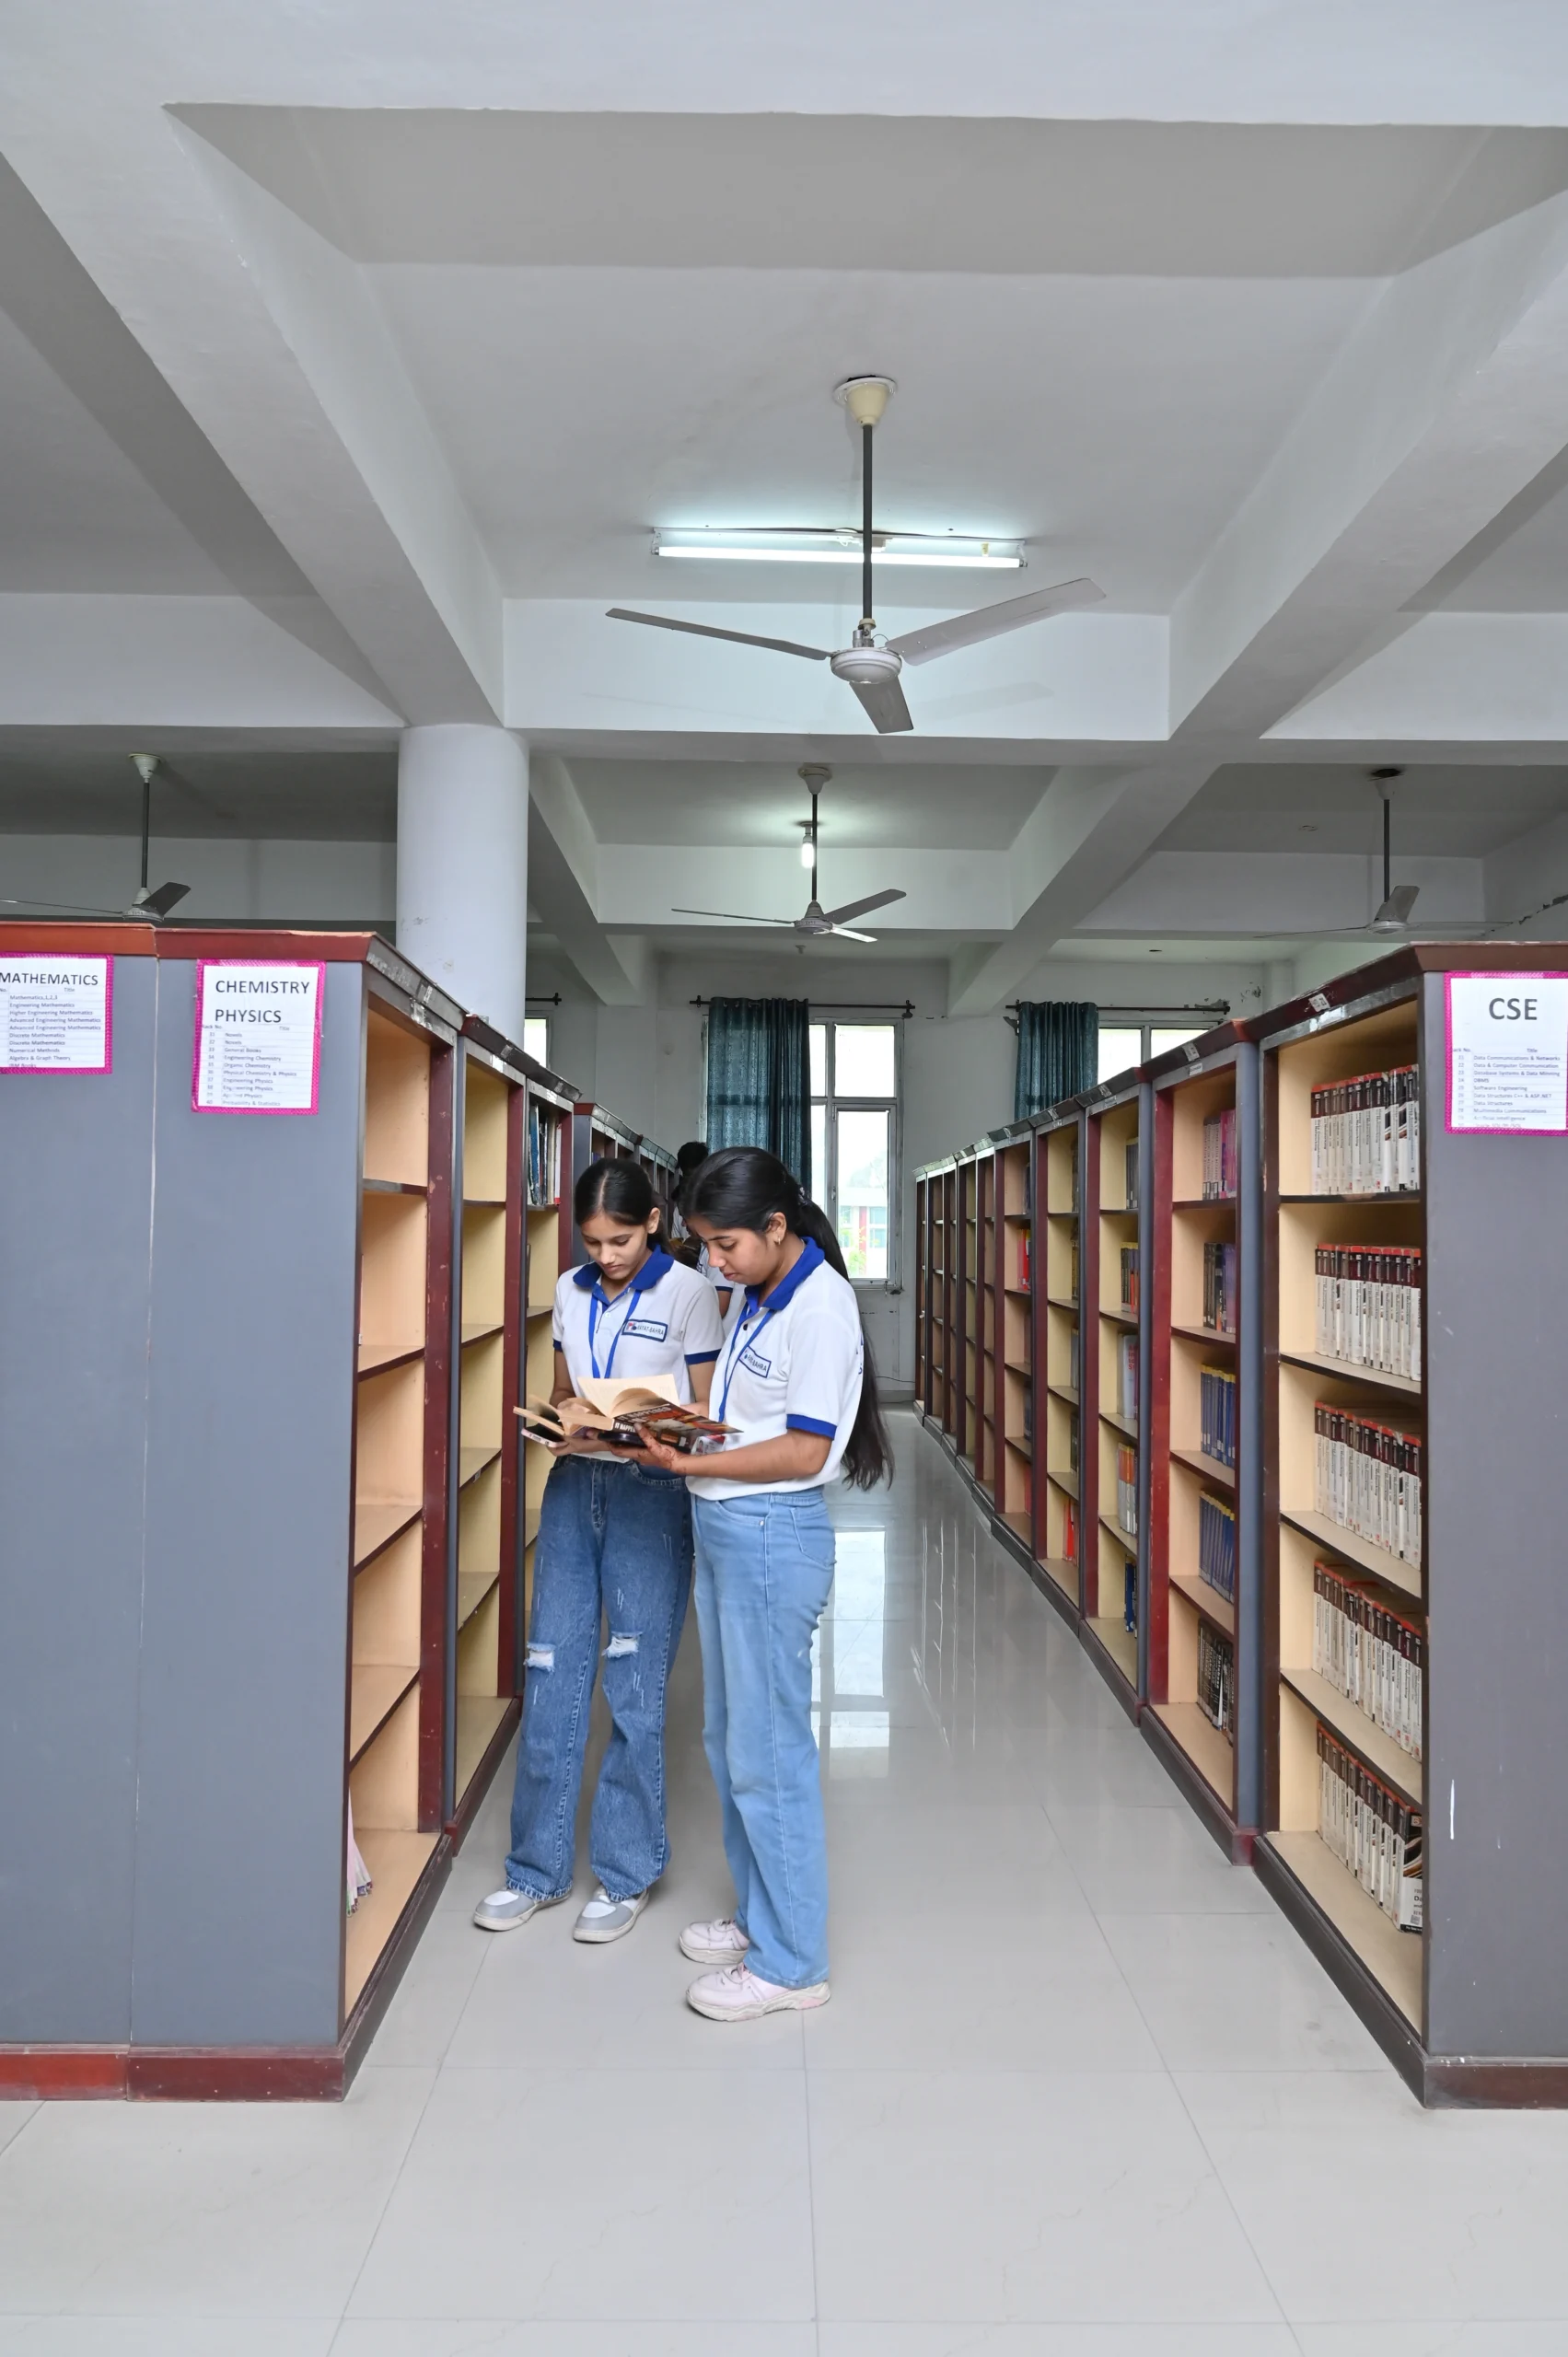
[
  {"xmin": 0, "ymin": 954, "xmax": 113, "ymax": 1074},
  {"xmin": 192, "ymin": 958, "xmax": 325, "ymax": 1116},
  {"xmin": 1446, "ymin": 970, "xmax": 1568, "ymax": 1135}
]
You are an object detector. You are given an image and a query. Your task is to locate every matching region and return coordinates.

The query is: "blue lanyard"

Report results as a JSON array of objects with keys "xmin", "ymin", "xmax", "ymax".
[
  {"xmin": 587, "ymin": 1283, "xmax": 640, "ymax": 1381},
  {"xmin": 716, "ymin": 1300, "xmax": 776, "ymax": 1425}
]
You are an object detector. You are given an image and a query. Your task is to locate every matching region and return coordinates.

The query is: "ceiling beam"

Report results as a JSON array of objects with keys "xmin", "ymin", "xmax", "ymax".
[{"xmin": 946, "ymin": 760, "xmax": 1218, "ymax": 1015}]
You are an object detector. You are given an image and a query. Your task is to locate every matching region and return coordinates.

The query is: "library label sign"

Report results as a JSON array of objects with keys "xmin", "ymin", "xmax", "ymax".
[
  {"xmin": 0, "ymin": 955, "xmax": 112, "ymax": 1073},
  {"xmin": 1446, "ymin": 972, "xmax": 1568, "ymax": 1134},
  {"xmin": 193, "ymin": 958, "xmax": 324, "ymax": 1114}
]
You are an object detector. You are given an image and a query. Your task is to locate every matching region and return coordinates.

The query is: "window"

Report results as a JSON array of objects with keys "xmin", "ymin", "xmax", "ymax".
[
  {"xmin": 1098, "ymin": 1018, "xmax": 1212, "ymax": 1083},
  {"xmin": 522, "ymin": 1016, "xmax": 550, "ymax": 1067},
  {"xmin": 808, "ymin": 1020, "xmax": 899, "ymax": 1283}
]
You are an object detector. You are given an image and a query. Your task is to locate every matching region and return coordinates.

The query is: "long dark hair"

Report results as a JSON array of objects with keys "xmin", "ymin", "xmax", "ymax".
[
  {"xmin": 679, "ymin": 1145, "xmax": 893, "ymax": 1491},
  {"xmin": 575, "ymin": 1155, "xmax": 669, "ymax": 1256}
]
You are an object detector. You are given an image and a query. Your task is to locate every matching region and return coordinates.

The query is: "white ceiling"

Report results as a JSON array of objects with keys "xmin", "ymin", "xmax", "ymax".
[
  {"xmin": 1157, "ymin": 763, "xmax": 1568, "ymax": 857},
  {"xmin": 567, "ymin": 757, "xmax": 1051, "ymax": 850}
]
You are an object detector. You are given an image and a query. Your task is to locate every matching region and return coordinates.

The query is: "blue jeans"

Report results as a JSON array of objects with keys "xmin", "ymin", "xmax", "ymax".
[
  {"xmin": 691, "ymin": 1488, "xmax": 836, "ymax": 1989},
  {"xmin": 505, "ymin": 1456, "xmax": 692, "ymax": 1902}
]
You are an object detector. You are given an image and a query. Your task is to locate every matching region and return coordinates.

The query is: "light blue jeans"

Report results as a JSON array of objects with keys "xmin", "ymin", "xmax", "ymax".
[
  {"xmin": 505, "ymin": 1456, "xmax": 692, "ymax": 1902},
  {"xmin": 691, "ymin": 1488, "xmax": 836, "ymax": 1989}
]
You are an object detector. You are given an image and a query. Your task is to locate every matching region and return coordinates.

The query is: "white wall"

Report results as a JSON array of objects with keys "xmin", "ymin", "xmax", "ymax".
[{"xmin": 0, "ymin": 831, "xmax": 393, "ymax": 924}]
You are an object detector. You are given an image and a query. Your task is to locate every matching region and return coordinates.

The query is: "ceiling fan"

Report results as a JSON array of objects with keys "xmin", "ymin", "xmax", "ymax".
[
  {"xmin": 607, "ymin": 377, "xmax": 1105, "ymax": 734},
  {"xmin": 0, "ymin": 753, "xmax": 191, "ymax": 922},
  {"xmin": 673, "ymin": 764, "xmax": 904, "ymax": 942}
]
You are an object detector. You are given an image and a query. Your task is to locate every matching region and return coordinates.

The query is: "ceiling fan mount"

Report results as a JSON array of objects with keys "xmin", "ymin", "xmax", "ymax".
[{"xmin": 609, "ymin": 376, "xmax": 1104, "ymax": 734}]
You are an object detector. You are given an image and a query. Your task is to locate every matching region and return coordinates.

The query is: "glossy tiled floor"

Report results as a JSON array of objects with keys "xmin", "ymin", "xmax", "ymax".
[{"xmin": 5, "ymin": 1413, "xmax": 1568, "ymax": 2352}]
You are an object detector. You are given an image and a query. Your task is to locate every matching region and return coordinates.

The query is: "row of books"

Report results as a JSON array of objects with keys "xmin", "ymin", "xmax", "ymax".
[
  {"xmin": 1017, "ymin": 1226, "xmax": 1030, "ymax": 1286},
  {"xmin": 1311, "ymin": 1561, "xmax": 1424, "ymax": 1760},
  {"xmin": 1123, "ymin": 1550, "xmax": 1137, "ymax": 1633},
  {"xmin": 1313, "ymin": 1403, "xmax": 1423, "ymax": 1568},
  {"xmin": 1197, "ymin": 1488, "xmax": 1237, "ymax": 1604},
  {"xmin": 1115, "ymin": 1440, "xmax": 1138, "ymax": 1538},
  {"xmin": 1197, "ymin": 1619, "xmax": 1235, "ymax": 1736},
  {"xmin": 526, "ymin": 1105, "xmax": 563, "ymax": 1205},
  {"xmin": 1065, "ymin": 1409, "xmax": 1079, "ymax": 1471},
  {"xmin": 1310, "ymin": 1064, "xmax": 1421, "ymax": 1196},
  {"xmin": 1068, "ymin": 1324, "xmax": 1082, "ymax": 1395},
  {"xmin": 1123, "ymin": 1137, "xmax": 1140, "ymax": 1213},
  {"xmin": 1202, "ymin": 1237, "xmax": 1237, "ymax": 1338},
  {"xmin": 1199, "ymin": 1361, "xmax": 1237, "ymax": 1469},
  {"xmin": 1117, "ymin": 1330, "xmax": 1139, "ymax": 1424},
  {"xmin": 1120, "ymin": 1244, "xmax": 1139, "ymax": 1314},
  {"xmin": 1314, "ymin": 1245, "xmax": 1423, "ymax": 1381},
  {"xmin": 1063, "ymin": 1493, "xmax": 1079, "ymax": 1563},
  {"xmin": 1202, "ymin": 1107, "xmax": 1238, "ymax": 1200},
  {"xmin": 1317, "ymin": 1724, "xmax": 1423, "ymax": 1932}
]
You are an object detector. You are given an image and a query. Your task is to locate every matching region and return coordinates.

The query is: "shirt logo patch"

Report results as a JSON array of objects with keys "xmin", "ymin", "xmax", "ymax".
[
  {"xmin": 739, "ymin": 1344, "xmax": 774, "ymax": 1377},
  {"xmin": 621, "ymin": 1318, "xmax": 668, "ymax": 1341}
]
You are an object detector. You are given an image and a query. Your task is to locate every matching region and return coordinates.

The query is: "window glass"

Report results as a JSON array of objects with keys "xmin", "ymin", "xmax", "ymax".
[
  {"xmin": 1098, "ymin": 1027, "xmax": 1141, "ymax": 1084},
  {"xmin": 835, "ymin": 1107, "xmax": 889, "ymax": 1280},
  {"xmin": 1151, "ymin": 1026, "xmax": 1205, "ymax": 1059},
  {"xmin": 834, "ymin": 1023, "xmax": 896, "ymax": 1097},
  {"xmin": 522, "ymin": 1017, "xmax": 550, "ymax": 1065},
  {"xmin": 809, "ymin": 1022, "xmax": 828, "ymax": 1098}
]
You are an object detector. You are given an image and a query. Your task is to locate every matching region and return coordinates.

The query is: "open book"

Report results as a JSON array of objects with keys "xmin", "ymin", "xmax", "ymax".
[{"xmin": 516, "ymin": 1374, "xmax": 738, "ymax": 1456}]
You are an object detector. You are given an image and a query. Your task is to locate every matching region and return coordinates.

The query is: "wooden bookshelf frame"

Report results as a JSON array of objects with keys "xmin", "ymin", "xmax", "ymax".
[
  {"xmin": 1030, "ymin": 1109, "xmax": 1079, "ymax": 1615},
  {"xmin": 1071, "ymin": 1073, "xmax": 1146, "ymax": 1715},
  {"xmin": 1141, "ymin": 1026, "xmax": 1261, "ymax": 1862}
]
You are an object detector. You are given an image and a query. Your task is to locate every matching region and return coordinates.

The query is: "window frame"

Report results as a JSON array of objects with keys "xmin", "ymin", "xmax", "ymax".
[
  {"xmin": 809, "ymin": 1017, "xmax": 902, "ymax": 1293},
  {"xmin": 1098, "ymin": 1015, "xmax": 1214, "ymax": 1083}
]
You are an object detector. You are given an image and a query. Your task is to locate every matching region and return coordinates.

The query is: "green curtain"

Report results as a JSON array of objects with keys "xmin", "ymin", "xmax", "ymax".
[
  {"xmin": 704, "ymin": 997, "xmax": 811, "ymax": 1189},
  {"xmin": 1014, "ymin": 1000, "xmax": 1098, "ymax": 1121}
]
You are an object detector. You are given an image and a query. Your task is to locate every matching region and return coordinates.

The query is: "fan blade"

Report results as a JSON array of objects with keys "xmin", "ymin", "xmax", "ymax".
[
  {"xmin": 671, "ymin": 906, "xmax": 798, "ymax": 926},
  {"xmin": 133, "ymin": 881, "xmax": 190, "ymax": 917},
  {"xmin": 819, "ymin": 888, "xmax": 906, "ymax": 927},
  {"xmin": 825, "ymin": 927, "xmax": 877, "ymax": 943},
  {"xmin": 608, "ymin": 610, "xmax": 832, "ymax": 661},
  {"xmin": 887, "ymin": 576, "xmax": 1105, "ymax": 667},
  {"xmin": 846, "ymin": 670, "xmax": 914, "ymax": 734},
  {"xmin": 1372, "ymin": 883, "xmax": 1420, "ymax": 928}
]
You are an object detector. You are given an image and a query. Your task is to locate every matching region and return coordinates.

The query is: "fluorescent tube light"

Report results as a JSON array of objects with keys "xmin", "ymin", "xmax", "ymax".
[{"xmin": 653, "ymin": 528, "xmax": 1025, "ymax": 570}]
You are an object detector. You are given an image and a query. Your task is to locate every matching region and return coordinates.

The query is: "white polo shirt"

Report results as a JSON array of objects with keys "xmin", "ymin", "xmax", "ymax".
[
  {"xmin": 697, "ymin": 1242, "xmax": 743, "ymax": 1339},
  {"xmin": 687, "ymin": 1239, "xmax": 865, "ymax": 1500},
  {"xmin": 552, "ymin": 1248, "xmax": 724, "ymax": 1403}
]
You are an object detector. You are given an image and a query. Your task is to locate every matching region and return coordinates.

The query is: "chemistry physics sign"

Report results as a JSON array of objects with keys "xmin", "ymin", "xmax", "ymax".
[{"xmin": 192, "ymin": 960, "xmax": 324, "ymax": 1114}]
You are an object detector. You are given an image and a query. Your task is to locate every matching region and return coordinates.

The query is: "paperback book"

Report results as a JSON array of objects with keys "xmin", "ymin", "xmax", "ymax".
[
  {"xmin": 1310, "ymin": 1065, "xmax": 1421, "ymax": 1196},
  {"xmin": 1314, "ymin": 1244, "xmax": 1423, "ymax": 1380},
  {"xmin": 517, "ymin": 1375, "xmax": 738, "ymax": 1456},
  {"xmin": 1197, "ymin": 1619, "xmax": 1235, "ymax": 1737},
  {"xmin": 1317, "ymin": 1722, "xmax": 1423, "ymax": 1931},
  {"xmin": 1202, "ymin": 1107, "xmax": 1237, "ymax": 1200},
  {"xmin": 1313, "ymin": 1402, "xmax": 1423, "ymax": 1567},
  {"xmin": 1311, "ymin": 1560, "xmax": 1423, "ymax": 1759},
  {"xmin": 1199, "ymin": 1361, "xmax": 1237, "ymax": 1468},
  {"xmin": 1197, "ymin": 1488, "xmax": 1237, "ymax": 1604}
]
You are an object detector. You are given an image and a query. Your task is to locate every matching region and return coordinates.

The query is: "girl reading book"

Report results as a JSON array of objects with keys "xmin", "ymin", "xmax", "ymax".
[
  {"xmin": 472, "ymin": 1158, "xmax": 724, "ymax": 1945},
  {"xmin": 636, "ymin": 1146, "xmax": 892, "ymax": 2022}
]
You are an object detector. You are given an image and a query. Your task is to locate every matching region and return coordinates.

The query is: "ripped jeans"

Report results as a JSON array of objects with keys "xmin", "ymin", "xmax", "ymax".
[
  {"xmin": 505, "ymin": 1455, "xmax": 692, "ymax": 1903},
  {"xmin": 691, "ymin": 1488, "xmax": 836, "ymax": 1989}
]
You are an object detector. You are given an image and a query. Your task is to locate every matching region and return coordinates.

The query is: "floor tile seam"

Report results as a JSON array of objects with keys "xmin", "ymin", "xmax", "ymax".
[
  {"xmin": 1164, "ymin": 2059, "xmax": 1301, "ymax": 2336},
  {"xmin": 329, "ymin": 2051, "xmax": 447, "ymax": 2335}
]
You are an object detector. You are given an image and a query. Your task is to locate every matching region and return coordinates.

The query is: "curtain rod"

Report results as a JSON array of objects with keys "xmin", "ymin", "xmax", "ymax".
[
  {"xmin": 526, "ymin": 993, "xmax": 562, "ymax": 1006},
  {"xmin": 690, "ymin": 995, "xmax": 914, "ymax": 1016},
  {"xmin": 1005, "ymin": 1000, "xmax": 1229, "ymax": 1018}
]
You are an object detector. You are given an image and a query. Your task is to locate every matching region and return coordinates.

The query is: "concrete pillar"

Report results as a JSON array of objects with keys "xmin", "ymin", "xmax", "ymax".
[{"xmin": 396, "ymin": 725, "xmax": 528, "ymax": 1039}]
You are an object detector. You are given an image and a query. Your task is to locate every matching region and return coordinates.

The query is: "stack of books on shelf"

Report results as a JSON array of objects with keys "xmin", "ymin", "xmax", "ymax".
[
  {"xmin": 1069, "ymin": 1326, "xmax": 1082, "ymax": 1393},
  {"xmin": 1116, "ymin": 1442, "xmax": 1138, "ymax": 1537},
  {"xmin": 1317, "ymin": 1724, "xmax": 1423, "ymax": 1931},
  {"xmin": 1117, "ymin": 1331, "xmax": 1139, "ymax": 1423},
  {"xmin": 527, "ymin": 1105, "xmax": 563, "ymax": 1204},
  {"xmin": 1199, "ymin": 1361, "xmax": 1237, "ymax": 1467},
  {"xmin": 1202, "ymin": 1238, "xmax": 1237, "ymax": 1336},
  {"xmin": 1124, "ymin": 1139, "xmax": 1140, "ymax": 1212},
  {"xmin": 1063, "ymin": 1495, "xmax": 1078, "ymax": 1562},
  {"xmin": 1123, "ymin": 1555, "xmax": 1137, "ymax": 1632},
  {"xmin": 1314, "ymin": 1245, "xmax": 1423, "ymax": 1378},
  {"xmin": 1120, "ymin": 1244, "xmax": 1139, "ymax": 1314},
  {"xmin": 1310, "ymin": 1067, "xmax": 1421, "ymax": 1195},
  {"xmin": 1068, "ymin": 1238, "xmax": 1079, "ymax": 1299},
  {"xmin": 1197, "ymin": 1490, "xmax": 1237, "ymax": 1604},
  {"xmin": 1312, "ymin": 1562, "xmax": 1424, "ymax": 1759},
  {"xmin": 1018, "ymin": 1226, "xmax": 1031, "ymax": 1285},
  {"xmin": 1314, "ymin": 1404, "xmax": 1423, "ymax": 1566},
  {"xmin": 1202, "ymin": 1107, "xmax": 1237, "ymax": 1200},
  {"xmin": 1067, "ymin": 1411, "xmax": 1079, "ymax": 1472},
  {"xmin": 1197, "ymin": 1620, "xmax": 1235, "ymax": 1736}
]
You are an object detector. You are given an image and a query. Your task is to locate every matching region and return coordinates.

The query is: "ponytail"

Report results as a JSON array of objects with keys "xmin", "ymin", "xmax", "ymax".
[{"xmin": 679, "ymin": 1145, "xmax": 893, "ymax": 1491}]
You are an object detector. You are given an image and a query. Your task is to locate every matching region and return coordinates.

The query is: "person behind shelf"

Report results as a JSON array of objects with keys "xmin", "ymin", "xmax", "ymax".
[
  {"xmin": 672, "ymin": 1138, "xmax": 739, "ymax": 1333},
  {"xmin": 472, "ymin": 1155, "xmax": 724, "ymax": 1946},
  {"xmin": 635, "ymin": 1146, "xmax": 892, "ymax": 2023}
]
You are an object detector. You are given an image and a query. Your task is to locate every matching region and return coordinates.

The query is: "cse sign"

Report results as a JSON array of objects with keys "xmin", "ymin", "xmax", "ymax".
[{"xmin": 1446, "ymin": 972, "xmax": 1568, "ymax": 1134}]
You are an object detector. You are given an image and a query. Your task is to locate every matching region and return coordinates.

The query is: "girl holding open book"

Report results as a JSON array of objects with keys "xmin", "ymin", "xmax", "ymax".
[
  {"xmin": 637, "ymin": 1146, "xmax": 892, "ymax": 2023},
  {"xmin": 472, "ymin": 1158, "xmax": 724, "ymax": 1945}
]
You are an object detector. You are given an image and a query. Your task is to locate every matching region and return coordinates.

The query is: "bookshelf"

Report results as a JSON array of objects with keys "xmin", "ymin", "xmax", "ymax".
[
  {"xmin": 1033, "ymin": 1109, "xmax": 1079, "ymax": 1609},
  {"xmin": 1143, "ymin": 1028, "xmax": 1261, "ymax": 1860},
  {"xmin": 960, "ymin": 1155, "xmax": 980, "ymax": 1473},
  {"xmin": 976, "ymin": 1144, "xmax": 998, "ymax": 1498},
  {"xmin": 1077, "ymin": 1074, "xmax": 1146, "ymax": 1712},
  {"xmin": 1255, "ymin": 947, "xmax": 1568, "ymax": 2103},
  {"xmin": 915, "ymin": 1170, "xmax": 931, "ymax": 1411}
]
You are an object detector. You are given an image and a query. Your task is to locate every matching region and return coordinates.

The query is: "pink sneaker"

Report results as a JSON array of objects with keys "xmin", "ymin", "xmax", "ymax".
[
  {"xmin": 679, "ymin": 1916, "xmax": 750, "ymax": 1967},
  {"xmin": 686, "ymin": 1963, "xmax": 830, "ymax": 2022}
]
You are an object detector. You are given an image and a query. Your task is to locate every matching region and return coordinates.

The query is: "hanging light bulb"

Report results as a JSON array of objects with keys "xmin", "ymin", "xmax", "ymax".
[{"xmin": 799, "ymin": 822, "xmax": 817, "ymax": 870}]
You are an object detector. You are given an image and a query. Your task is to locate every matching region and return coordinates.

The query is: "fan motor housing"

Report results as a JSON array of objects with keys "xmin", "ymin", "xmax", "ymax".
[{"xmin": 830, "ymin": 644, "xmax": 903, "ymax": 691}]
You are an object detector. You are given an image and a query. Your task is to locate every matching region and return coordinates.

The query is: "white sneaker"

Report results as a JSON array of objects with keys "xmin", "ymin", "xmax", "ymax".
[
  {"xmin": 573, "ymin": 1885, "xmax": 650, "ymax": 1944},
  {"xmin": 686, "ymin": 1963, "xmax": 830, "ymax": 2022},
  {"xmin": 679, "ymin": 1915, "xmax": 750, "ymax": 1967},
  {"xmin": 472, "ymin": 1887, "xmax": 561, "ymax": 1933}
]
